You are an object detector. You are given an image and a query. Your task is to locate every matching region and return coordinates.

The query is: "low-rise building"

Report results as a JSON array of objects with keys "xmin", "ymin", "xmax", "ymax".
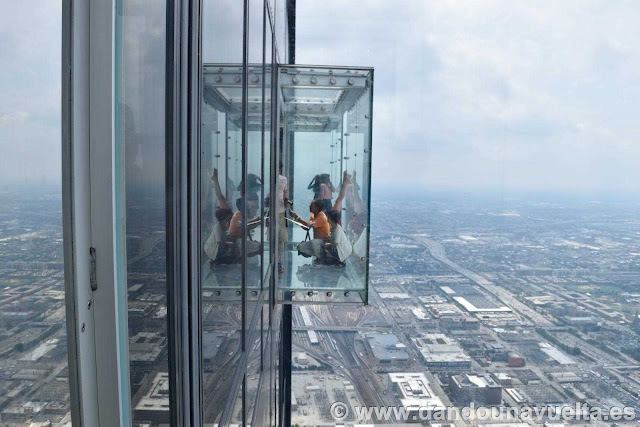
[
  {"xmin": 412, "ymin": 333, "xmax": 471, "ymax": 369},
  {"xmin": 449, "ymin": 373, "xmax": 502, "ymax": 406},
  {"xmin": 133, "ymin": 372, "xmax": 170, "ymax": 424},
  {"xmin": 507, "ymin": 352, "xmax": 525, "ymax": 367},
  {"xmin": 387, "ymin": 372, "xmax": 445, "ymax": 419},
  {"xmin": 362, "ymin": 332, "xmax": 409, "ymax": 363}
]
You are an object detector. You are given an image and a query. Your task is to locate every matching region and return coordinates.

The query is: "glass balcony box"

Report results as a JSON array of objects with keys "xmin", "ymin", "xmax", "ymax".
[{"xmin": 201, "ymin": 64, "xmax": 373, "ymax": 304}]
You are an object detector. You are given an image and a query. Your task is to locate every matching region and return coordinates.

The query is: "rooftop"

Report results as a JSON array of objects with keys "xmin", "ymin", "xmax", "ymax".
[
  {"xmin": 362, "ymin": 332, "xmax": 409, "ymax": 362},
  {"xmin": 388, "ymin": 372, "xmax": 445, "ymax": 410}
]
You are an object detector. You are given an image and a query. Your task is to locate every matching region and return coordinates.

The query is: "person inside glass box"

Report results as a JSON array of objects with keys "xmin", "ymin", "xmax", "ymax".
[
  {"xmin": 322, "ymin": 209, "xmax": 352, "ymax": 266},
  {"xmin": 204, "ymin": 207, "xmax": 236, "ymax": 266},
  {"xmin": 228, "ymin": 194, "xmax": 262, "ymax": 258},
  {"xmin": 208, "ymin": 168, "xmax": 261, "ymax": 262},
  {"xmin": 275, "ymin": 162, "xmax": 289, "ymax": 275},
  {"xmin": 289, "ymin": 199, "xmax": 329, "ymax": 258},
  {"xmin": 307, "ymin": 173, "xmax": 335, "ymax": 213}
]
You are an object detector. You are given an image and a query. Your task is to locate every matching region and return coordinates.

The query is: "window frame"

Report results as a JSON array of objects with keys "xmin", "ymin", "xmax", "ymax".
[{"xmin": 62, "ymin": 0, "xmax": 132, "ymax": 425}]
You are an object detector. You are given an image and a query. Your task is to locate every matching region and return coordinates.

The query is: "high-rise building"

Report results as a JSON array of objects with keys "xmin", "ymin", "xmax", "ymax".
[{"xmin": 61, "ymin": 1, "xmax": 372, "ymax": 425}]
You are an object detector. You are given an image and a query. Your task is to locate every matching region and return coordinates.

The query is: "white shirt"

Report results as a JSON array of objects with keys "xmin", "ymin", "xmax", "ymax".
[
  {"xmin": 276, "ymin": 174, "xmax": 288, "ymax": 213},
  {"xmin": 330, "ymin": 224, "xmax": 352, "ymax": 262},
  {"xmin": 204, "ymin": 223, "xmax": 223, "ymax": 260}
]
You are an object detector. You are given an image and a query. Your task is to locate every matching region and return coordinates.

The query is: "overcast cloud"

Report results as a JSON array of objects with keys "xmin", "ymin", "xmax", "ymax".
[
  {"xmin": 1, "ymin": 1, "xmax": 639, "ymax": 194},
  {"xmin": 296, "ymin": 0, "xmax": 640, "ymax": 193},
  {"xmin": 0, "ymin": 1, "xmax": 61, "ymax": 185}
]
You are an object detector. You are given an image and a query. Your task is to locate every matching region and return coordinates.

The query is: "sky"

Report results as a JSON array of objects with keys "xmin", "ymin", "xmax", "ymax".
[
  {"xmin": 0, "ymin": 1, "xmax": 61, "ymax": 186},
  {"xmin": 296, "ymin": 0, "xmax": 640, "ymax": 193},
  {"xmin": 1, "ymin": 1, "xmax": 640, "ymax": 194}
]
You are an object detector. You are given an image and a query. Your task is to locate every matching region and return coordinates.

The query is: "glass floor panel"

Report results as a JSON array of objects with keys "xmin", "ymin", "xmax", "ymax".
[{"xmin": 277, "ymin": 246, "xmax": 367, "ymax": 304}]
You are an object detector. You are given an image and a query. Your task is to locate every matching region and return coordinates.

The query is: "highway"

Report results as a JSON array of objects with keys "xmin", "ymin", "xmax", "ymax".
[{"xmin": 411, "ymin": 235, "xmax": 554, "ymax": 327}]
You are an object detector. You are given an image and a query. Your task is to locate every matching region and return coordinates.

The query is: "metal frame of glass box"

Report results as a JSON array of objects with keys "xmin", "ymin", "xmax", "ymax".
[{"xmin": 202, "ymin": 64, "xmax": 373, "ymax": 304}]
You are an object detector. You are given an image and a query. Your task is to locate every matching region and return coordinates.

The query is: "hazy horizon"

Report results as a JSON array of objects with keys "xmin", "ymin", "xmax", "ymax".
[
  {"xmin": 2, "ymin": 1, "xmax": 640, "ymax": 195},
  {"xmin": 4, "ymin": 181, "xmax": 640, "ymax": 206}
]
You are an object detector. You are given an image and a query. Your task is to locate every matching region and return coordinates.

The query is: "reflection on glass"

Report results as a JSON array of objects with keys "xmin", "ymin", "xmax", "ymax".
[
  {"xmin": 275, "ymin": 0, "xmax": 287, "ymax": 62},
  {"xmin": 202, "ymin": 69, "xmax": 266, "ymax": 291},
  {"xmin": 201, "ymin": 69, "xmax": 268, "ymax": 301},
  {"xmin": 201, "ymin": 0, "xmax": 246, "ymax": 423},
  {"xmin": 245, "ymin": 315, "xmax": 262, "ymax": 423},
  {"xmin": 230, "ymin": 375, "xmax": 245, "ymax": 425},
  {"xmin": 245, "ymin": 1, "xmax": 268, "ymax": 423},
  {"xmin": 271, "ymin": 304, "xmax": 282, "ymax": 425},
  {"xmin": 253, "ymin": 301, "xmax": 271, "ymax": 425},
  {"xmin": 263, "ymin": 24, "xmax": 274, "ymax": 282},
  {"xmin": 118, "ymin": 0, "xmax": 171, "ymax": 424},
  {"xmin": 200, "ymin": 75, "xmax": 245, "ymax": 424}
]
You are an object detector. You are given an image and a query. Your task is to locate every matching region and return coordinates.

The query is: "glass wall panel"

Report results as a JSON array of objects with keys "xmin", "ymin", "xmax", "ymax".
[
  {"xmin": 246, "ymin": 0, "xmax": 266, "ymax": 300},
  {"xmin": 245, "ymin": 308, "xmax": 262, "ymax": 423},
  {"xmin": 230, "ymin": 375, "xmax": 245, "ymax": 425},
  {"xmin": 275, "ymin": 0, "xmax": 287, "ymax": 63},
  {"xmin": 201, "ymin": 0, "xmax": 245, "ymax": 424},
  {"xmin": 253, "ymin": 304, "xmax": 272, "ymax": 425},
  {"xmin": 263, "ymin": 23, "xmax": 274, "ymax": 284},
  {"xmin": 118, "ymin": 0, "xmax": 171, "ymax": 425},
  {"xmin": 266, "ymin": 0, "xmax": 275, "ymax": 27},
  {"xmin": 277, "ymin": 66, "xmax": 373, "ymax": 303},
  {"xmin": 246, "ymin": 0, "xmax": 266, "ymax": 422},
  {"xmin": 200, "ymin": 84, "xmax": 244, "ymax": 424},
  {"xmin": 271, "ymin": 304, "xmax": 282, "ymax": 426},
  {"xmin": 264, "ymin": 10, "xmax": 280, "ymax": 426},
  {"xmin": 199, "ymin": 1, "xmax": 287, "ymax": 424}
]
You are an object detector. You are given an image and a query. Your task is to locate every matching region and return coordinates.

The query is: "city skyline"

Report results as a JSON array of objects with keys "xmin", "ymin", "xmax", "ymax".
[{"xmin": 3, "ymin": 185, "xmax": 640, "ymax": 425}]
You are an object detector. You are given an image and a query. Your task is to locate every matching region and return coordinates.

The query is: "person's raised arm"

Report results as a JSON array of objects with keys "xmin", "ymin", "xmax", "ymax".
[
  {"xmin": 332, "ymin": 170, "xmax": 351, "ymax": 212},
  {"xmin": 307, "ymin": 176, "xmax": 316, "ymax": 190},
  {"xmin": 351, "ymin": 170, "xmax": 365, "ymax": 214},
  {"xmin": 210, "ymin": 168, "xmax": 230, "ymax": 210}
]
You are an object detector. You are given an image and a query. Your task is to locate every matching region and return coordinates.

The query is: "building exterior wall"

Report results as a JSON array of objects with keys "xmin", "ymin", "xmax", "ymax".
[{"xmin": 119, "ymin": 0, "xmax": 291, "ymax": 425}]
